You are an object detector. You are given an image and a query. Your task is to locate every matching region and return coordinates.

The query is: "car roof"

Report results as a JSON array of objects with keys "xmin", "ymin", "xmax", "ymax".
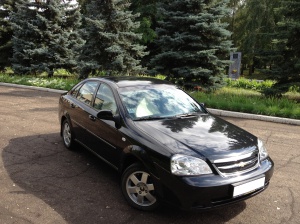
[{"xmin": 91, "ymin": 76, "xmax": 173, "ymax": 88}]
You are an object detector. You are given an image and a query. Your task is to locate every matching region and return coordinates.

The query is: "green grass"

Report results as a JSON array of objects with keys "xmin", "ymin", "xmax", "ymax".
[
  {"xmin": 1, "ymin": 73, "xmax": 299, "ymax": 119},
  {"xmin": 225, "ymin": 78, "xmax": 275, "ymax": 91},
  {"xmin": 191, "ymin": 87, "xmax": 300, "ymax": 119},
  {"xmin": 0, "ymin": 72, "xmax": 166, "ymax": 90},
  {"xmin": 0, "ymin": 73, "xmax": 79, "ymax": 90}
]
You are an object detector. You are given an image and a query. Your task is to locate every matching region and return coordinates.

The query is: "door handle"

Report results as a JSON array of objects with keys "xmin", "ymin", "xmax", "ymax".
[{"xmin": 89, "ymin": 115, "xmax": 96, "ymax": 121}]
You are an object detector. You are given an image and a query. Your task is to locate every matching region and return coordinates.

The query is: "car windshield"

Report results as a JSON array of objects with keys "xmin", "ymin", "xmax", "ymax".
[{"xmin": 118, "ymin": 85, "xmax": 206, "ymax": 120}]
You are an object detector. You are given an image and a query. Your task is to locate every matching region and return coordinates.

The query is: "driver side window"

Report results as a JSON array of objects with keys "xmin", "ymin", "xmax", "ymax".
[
  {"xmin": 93, "ymin": 84, "xmax": 117, "ymax": 115},
  {"xmin": 76, "ymin": 81, "xmax": 99, "ymax": 105}
]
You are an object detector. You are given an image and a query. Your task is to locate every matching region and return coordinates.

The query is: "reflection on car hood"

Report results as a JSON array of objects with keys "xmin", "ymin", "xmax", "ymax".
[{"xmin": 134, "ymin": 114, "xmax": 257, "ymax": 160}]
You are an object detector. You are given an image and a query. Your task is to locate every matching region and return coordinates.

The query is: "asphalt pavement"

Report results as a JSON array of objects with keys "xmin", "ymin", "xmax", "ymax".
[{"xmin": 0, "ymin": 85, "xmax": 299, "ymax": 224}]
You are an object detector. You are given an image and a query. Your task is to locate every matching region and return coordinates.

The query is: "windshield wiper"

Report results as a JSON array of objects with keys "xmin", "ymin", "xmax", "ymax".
[
  {"xmin": 175, "ymin": 113, "xmax": 198, "ymax": 118},
  {"xmin": 134, "ymin": 115, "xmax": 165, "ymax": 121}
]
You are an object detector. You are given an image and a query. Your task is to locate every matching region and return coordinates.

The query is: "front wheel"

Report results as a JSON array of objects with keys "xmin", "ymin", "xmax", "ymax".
[{"xmin": 121, "ymin": 163, "xmax": 159, "ymax": 211}]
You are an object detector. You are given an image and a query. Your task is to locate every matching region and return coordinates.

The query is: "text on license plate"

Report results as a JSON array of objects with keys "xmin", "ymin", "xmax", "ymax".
[{"xmin": 233, "ymin": 177, "xmax": 265, "ymax": 197}]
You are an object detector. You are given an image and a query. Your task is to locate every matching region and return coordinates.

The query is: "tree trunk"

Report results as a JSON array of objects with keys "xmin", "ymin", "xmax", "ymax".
[
  {"xmin": 248, "ymin": 63, "xmax": 252, "ymax": 76},
  {"xmin": 48, "ymin": 69, "xmax": 54, "ymax": 78}
]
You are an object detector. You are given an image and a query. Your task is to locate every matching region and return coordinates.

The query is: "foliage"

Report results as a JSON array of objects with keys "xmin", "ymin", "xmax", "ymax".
[
  {"xmin": 0, "ymin": 0, "xmax": 299, "ymax": 97},
  {"xmin": 289, "ymin": 85, "xmax": 300, "ymax": 93},
  {"xmin": 10, "ymin": 0, "xmax": 84, "ymax": 77},
  {"xmin": 261, "ymin": 0, "xmax": 300, "ymax": 97},
  {"xmin": 0, "ymin": 73, "xmax": 79, "ymax": 90},
  {"xmin": 225, "ymin": 78, "xmax": 275, "ymax": 91},
  {"xmin": 79, "ymin": 0, "xmax": 148, "ymax": 79},
  {"xmin": 130, "ymin": 0, "xmax": 158, "ymax": 45},
  {"xmin": 191, "ymin": 87, "xmax": 300, "ymax": 119},
  {"xmin": 1, "ymin": 73, "xmax": 299, "ymax": 119},
  {"xmin": 149, "ymin": 0, "xmax": 232, "ymax": 90},
  {"xmin": 135, "ymin": 17, "xmax": 157, "ymax": 45},
  {"xmin": 0, "ymin": 0, "xmax": 19, "ymax": 70},
  {"xmin": 232, "ymin": 0, "xmax": 280, "ymax": 76}
]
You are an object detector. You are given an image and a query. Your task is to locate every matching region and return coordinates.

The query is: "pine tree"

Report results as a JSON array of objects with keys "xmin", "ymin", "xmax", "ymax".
[
  {"xmin": 233, "ymin": 0, "xmax": 280, "ymax": 76},
  {"xmin": 129, "ymin": 0, "xmax": 158, "ymax": 68},
  {"xmin": 0, "ymin": 0, "xmax": 19, "ymax": 70},
  {"xmin": 79, "ymin": 0, "xmax": 148, "ymax": 78},
  {"xmin": 264, "ymin": 0, "xmax": 300, "ymax": 96},
  {"xmin": 10, "ymin": 0, "xmax": 84, "ymax": 77},
  {"xmin": 149, "ymin": 0, "xmax": 232, "ymax": 90},
  {"xmin": 130, "ymin": 0, "xmax": 158, "ymax": 45}
]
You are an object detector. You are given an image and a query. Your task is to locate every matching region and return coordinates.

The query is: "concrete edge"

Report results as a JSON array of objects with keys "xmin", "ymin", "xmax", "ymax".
[
  {"xmin": 207, "ymin": 108, "xmax": 300, "ymax": 126},
  {"xmin": 0, "ymin": 82, "xmax": 66, "ymax": 94},
  {"xmin": 1, "ymin": 82, "xmax": 299, "ymax": 126}
]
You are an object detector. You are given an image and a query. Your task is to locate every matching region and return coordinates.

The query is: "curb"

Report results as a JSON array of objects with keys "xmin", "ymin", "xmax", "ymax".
[
  {"xmin": 1, "ymin": 82, "xmax": 299, "ymax": 126},
  {"xmin": 0, "ymin": 82, "xmax": 66, "ymax": 94},
  {"xmin": 208, "ymin": 108, "xmax": 300, "ymax": 126}
]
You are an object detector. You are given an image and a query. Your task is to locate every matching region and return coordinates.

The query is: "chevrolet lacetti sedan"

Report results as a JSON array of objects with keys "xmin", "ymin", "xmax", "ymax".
[{"xmin": 58, "ymin": 77, "xmax": 274, "ymax": 211}]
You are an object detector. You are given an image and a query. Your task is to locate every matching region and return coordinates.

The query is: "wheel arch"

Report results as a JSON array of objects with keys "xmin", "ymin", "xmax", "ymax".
[
  {"xmin": 120, "ymin": 145, "xmax": 160, "ymax": 180},
  {"xmin": 60, "ymin": 113, "xmax": 72, "ymax": 136}
]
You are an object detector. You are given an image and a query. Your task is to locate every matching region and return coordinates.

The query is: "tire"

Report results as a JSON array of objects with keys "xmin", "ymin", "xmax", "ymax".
[
  {"xmin": 61, "ymin": 119, "xmax": 75, "ymax": 150},
  {"xmin": 121, "ymin": 163, "xmax": 159, "ymax": 211}
]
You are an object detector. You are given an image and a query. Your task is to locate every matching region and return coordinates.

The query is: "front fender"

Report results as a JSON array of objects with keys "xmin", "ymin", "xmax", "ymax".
[{"xmin": 120, "ymin": 145, "xmax": 167, "ymax": 180}]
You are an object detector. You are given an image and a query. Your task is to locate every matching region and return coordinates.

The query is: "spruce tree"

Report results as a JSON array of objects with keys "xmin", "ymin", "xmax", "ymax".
[
  {"xmin": 0, "ymin": 0, "xmax": 19, "ymax": 70},
  {"xmin": 232, "ymin": 0, "xmax": 280, "ymax": 76},
  {"xmin": 264, "ymin": 0, "xmax": 300, "ymax": 96},
  {"xmin": 130, "ymin": 0, "xmax": 158, "ymax": 45},
  {"xmin": 129, "ymin": 0, "xmax": 159, "ymax": 67},
  {"xmin": 11, "ymin": 0, "xmax": 84, "ymax": 77},
  {"xmin": 79, "ymin": 0, "xmax": 148, "ymax": 78},
  {"xmin": 149, "ymin": 0, "xmax": 232, "ymax": 90}
]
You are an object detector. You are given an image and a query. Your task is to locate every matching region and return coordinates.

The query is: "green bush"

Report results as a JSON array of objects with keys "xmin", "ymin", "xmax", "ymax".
[
  {"xmin": 289, "ymin": 85, "xmax": 300, "ymax": 93},
  {"xmin": 225, "ymin": 78, "xmax": 275, "ymax": 91},
  {"xmin": 0, "ymin": 73, "xmax": 79, "ymax": 90}
]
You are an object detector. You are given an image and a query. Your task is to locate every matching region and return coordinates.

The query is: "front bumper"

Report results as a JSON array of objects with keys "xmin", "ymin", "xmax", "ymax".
[{"xmin": 154, "ymin": 157, "xmax": 274, "ymax": 210}]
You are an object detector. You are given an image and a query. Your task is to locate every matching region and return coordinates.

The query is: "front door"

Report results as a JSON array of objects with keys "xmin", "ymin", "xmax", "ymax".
[{"xmin": 88, "ymin": 83, "xmax": 129, "ymax": 167}]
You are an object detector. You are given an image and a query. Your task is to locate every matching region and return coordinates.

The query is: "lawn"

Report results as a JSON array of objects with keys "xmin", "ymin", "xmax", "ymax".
[
  {"xmin": 191, "ymin": 87, "xmax": 300, "ymax": 119},
  {"xmin": 1, "ymin": 73, "xmax": 299, "ymax": 119},
  {"xmin": 0, "ymin": 73, "xmax": 79, "ymax": 90}
]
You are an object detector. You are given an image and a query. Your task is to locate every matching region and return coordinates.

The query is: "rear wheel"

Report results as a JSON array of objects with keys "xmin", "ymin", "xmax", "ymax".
[
  {"xmin": 121, "ymin": 163, "xmax": 159, "ymax": 211},
  {"xmin": 62, "ymin": 119, "xmax": 75, "ymax": 150}
]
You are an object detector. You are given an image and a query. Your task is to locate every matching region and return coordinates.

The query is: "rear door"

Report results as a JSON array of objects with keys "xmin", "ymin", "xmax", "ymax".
[{"xmin": 69, "ymin": 81, "xmax": 100, "ymax": 145}]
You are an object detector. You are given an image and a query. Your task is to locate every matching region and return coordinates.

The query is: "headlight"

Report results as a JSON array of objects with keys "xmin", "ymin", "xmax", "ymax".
[
  {"xmin": 258, "ymin": 139, "xmax": 268, "ymax": 161},
  {"xmin": 171, "ymin": 154, "xmax": 212, "ymax": 176}
]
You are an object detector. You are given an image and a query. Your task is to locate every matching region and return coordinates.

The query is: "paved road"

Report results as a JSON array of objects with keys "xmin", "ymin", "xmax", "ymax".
[{"xmin": 0, "ymin": 86, "xmax": 299, "ymax": 224}]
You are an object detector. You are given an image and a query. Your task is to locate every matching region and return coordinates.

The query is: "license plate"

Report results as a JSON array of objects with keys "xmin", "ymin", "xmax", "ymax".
[{"xmin": 233, "ymin": 177, "xmax": 265, "ymax": 197}]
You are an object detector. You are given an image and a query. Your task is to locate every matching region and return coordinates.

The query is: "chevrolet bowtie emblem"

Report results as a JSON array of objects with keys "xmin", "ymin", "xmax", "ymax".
[{"xmin": 238, "ymin": 162, "xmax": 246, "ymax": 168}]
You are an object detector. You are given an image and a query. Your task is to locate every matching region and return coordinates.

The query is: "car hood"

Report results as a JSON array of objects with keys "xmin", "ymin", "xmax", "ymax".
[{"xmin": 134, "ymin": 114, "xmax": 257, "ymax": 160}]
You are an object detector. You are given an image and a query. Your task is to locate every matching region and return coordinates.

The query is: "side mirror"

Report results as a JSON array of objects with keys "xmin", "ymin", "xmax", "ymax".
[
  {"xmin": 97, "ymin": 110, "xmax": 122, "ymax": 129},
  {"xmin": 97, "ymin": 110, "xmax": 114, "ymax": 120}
]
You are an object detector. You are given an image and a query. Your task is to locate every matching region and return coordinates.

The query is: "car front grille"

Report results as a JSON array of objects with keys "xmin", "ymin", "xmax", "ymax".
[{"xmin": 212, "ymin": 150, "xmax": 259, "ymax": 177}]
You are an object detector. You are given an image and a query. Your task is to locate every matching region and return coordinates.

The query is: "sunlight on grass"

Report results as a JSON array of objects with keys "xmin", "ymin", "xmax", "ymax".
[
  {"xmin": 1, "ymin": 72, "xmax": 299, "ymax": 119},
  {"xmin": 0, "ymin": 73, "xmax": 79, "ymax": 90},
  {"xmin": 191, "ymin": 87, "xmax": 300, "ymax": 119}
]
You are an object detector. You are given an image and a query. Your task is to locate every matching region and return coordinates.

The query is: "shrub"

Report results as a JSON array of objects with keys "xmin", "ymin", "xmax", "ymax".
[{"xmin": 225, "ymin": 78, "xmax": 275, "ymax": 91}]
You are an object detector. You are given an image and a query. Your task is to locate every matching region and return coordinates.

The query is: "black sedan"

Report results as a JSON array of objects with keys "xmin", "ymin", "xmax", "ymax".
[{"xmin": 58, "ymin": 77, "xmax": 274, "ymax": 211}]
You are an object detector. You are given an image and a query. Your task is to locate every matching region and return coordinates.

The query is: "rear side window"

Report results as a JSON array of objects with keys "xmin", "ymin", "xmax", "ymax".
[
  {"xmin": 70, "ymin": 84, "xmax": 82, "ymax": 97},
  {"xmin": 76, "ymin": 81, "xmax": 99, "ymax": 105}
]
